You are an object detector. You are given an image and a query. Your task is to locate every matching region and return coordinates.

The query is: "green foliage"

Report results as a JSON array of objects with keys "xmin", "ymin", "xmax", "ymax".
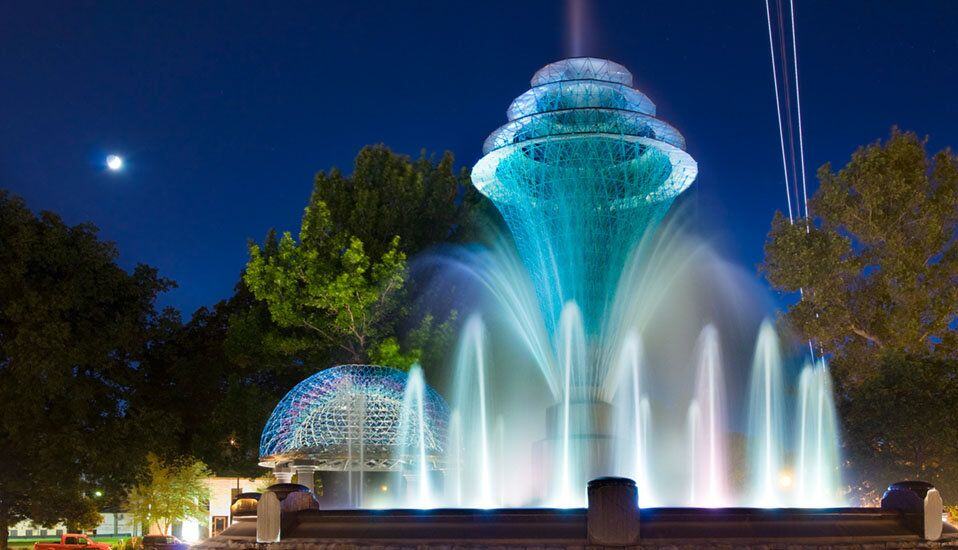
[
  {"xmin": 762, "ymin": 130, "xmax": 958, "ymax": 380},
  {"xmin": 245, "ymin": 219, "xmax": 410, "ymax": 365},
  {"xmin": 762, "ymin": 130, "xmax": 958, "ymax": 503},
  {"xmin": 313, "ymin": 145, "xmax": 482, "ymax": 258},
  {"xmin": 110, "ymin": 537, "xmax": 141, "ymax": 550},
  {"xmin": 841, "ymin": 353, "xmax": 958, "ymax": 504},
  {"xmin": 244, "ymin": 146, "xmax": 485, "ymax": 371},
  {"xmin": 125, "ymin": 454, "xmax": 211, "ymax": 536},
  {"xmin": 130, "ymin": 272, "xmax": 315, "ymax": 478},
  {"xmin": 0, "ymin": 191, "xmax": 170, "ymax": 547}
]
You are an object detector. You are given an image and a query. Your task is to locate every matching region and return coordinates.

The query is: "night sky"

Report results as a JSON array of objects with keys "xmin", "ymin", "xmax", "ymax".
[{"xmin": 3, "ymin": 1, "xmax": 957, "ymax": 315}]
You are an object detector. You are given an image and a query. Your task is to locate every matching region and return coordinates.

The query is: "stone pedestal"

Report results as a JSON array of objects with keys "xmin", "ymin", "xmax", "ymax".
[
  {"xmin": 295, "ymin": 466, "xmax": 315, "ymax": 493},
  {"xmin": 273, "ymin": 465, "xmax": 293, "ymax": 484},
  {"xmin": 587, "ymin": 477, "xmax": 640, "ymax": 546}
]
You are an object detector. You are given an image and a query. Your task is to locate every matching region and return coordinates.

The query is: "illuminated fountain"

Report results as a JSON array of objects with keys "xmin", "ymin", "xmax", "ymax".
[
  {"xmin": 210, "ymin": 54, "xmax": 957, "ymax": 550},
  {"xmin": 257, "ymin": 58, "xmax": 845, "ymax": 511},
  {"xmin": 440, "ymin": 57, "xmax": 844, "ymax": 508},
  {"xmin": 470, "ymin": 57, "xmax": 696, "ymax": 505}
]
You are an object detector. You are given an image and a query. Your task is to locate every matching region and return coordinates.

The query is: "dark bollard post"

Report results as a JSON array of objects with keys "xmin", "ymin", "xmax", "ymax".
[{"xmin": 587, "ymin": 477, "xmax": 640, "ymax": 546}]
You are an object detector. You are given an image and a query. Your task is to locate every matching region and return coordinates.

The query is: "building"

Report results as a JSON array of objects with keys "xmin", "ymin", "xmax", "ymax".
[{"xmin": 8, "ymin": 476, "xmax": 265, "ymax": 544}]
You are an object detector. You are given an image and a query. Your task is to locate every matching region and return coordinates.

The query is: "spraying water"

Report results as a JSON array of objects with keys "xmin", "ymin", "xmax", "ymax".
[
  {"xmin": 611, "ymin": 331, "xmax": 655, "ymax": 505},
  {"xmin": 689, "ymin": 325, "xmax": 730, "ymax": 506},
  {"xmin": 398, "ymin": 364, "xmax": 434, "ymax": 508},
  {"xmin": 399, "ymin": 58, "xmax": 845, "ymax": 509},
  {"xmin": 747, "ymin": 321, "xmax": 787, "ymax": 507},
  {"xmin": 796, "ymin": 360, "xmax": 842, "ymax": 506}
]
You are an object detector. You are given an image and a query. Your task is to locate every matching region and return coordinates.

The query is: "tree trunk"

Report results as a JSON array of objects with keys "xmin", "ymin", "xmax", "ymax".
[{"xmin": 0, "ymin": 507, "xmax": 9, "ymax": 550}]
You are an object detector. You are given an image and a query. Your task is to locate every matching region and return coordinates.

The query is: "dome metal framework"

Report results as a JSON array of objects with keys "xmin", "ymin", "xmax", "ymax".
[
  {"xmin": 472, "ymin": 57, "xmax": 698, "ymax": 336},
  {"xmin": 259, "ymin": 365, "xmax": 449, "ymax": 472}
]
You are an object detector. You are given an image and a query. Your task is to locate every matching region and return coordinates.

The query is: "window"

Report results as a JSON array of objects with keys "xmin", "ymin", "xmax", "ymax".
[
  {"xmin": 212, "ymin": 516, "xmax": 228, "ymax": 535},
  {"xmin": 65, "ymin": 537, "xmax": 78, "ymax": 545},
  {"xmin": 9, "ymin": 530, "xmax": 16, "ymax": 537}
]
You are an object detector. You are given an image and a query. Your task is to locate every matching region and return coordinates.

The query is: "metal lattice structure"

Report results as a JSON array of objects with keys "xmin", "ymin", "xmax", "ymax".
[
  {"xmin": 472, "ymin": 58, "xmax": 698, "ymax": 334},
  {"xmin": 259, "ymin": 365, "xmax": 449, "ymax": 471}
]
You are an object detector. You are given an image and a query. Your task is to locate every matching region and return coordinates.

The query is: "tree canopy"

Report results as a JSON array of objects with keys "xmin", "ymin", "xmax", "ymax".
[
  {"xmin": 244, "ymin": 146, "xmax": 482, "ymax": 370},
  {"xmin": 125, "ymin": 454, "xmax": 211, "ymax": 536},
  {"xmin": 762, "ymin": 130, "xmax": 958, "ymax": 380},
  {"xmin": 841, "ymin": 353, "xmax": 958, "ymax": 503},
  {"xmin": 761, "ymin": 130, "xmax": 958, "ymax": 504},
  {"xmin": 0, "ymin": 145, "xmax": 491, "ymax": 544},
  {"xmin": 0, "ymin": 191, "xmax": 170, "ymax": 549},
  {"xmin": 313, "ymin": 145, "xmax": 483, "ymax": 258}
]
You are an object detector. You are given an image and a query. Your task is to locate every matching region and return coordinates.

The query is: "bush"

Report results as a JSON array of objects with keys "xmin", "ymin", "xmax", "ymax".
[{"xmin": 111, "ymin": 537, "xmax": 141, "ymax": 550}]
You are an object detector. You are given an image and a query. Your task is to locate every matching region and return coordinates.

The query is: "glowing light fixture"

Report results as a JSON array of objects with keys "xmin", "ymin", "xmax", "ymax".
[{"xmin": 778, "ymin": 471, "xmax": 794, "ymax": 489}]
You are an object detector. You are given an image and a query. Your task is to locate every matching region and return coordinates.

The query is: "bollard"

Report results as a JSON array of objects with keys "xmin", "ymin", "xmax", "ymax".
[
  {"xmin": 256, "ymin": 483, "xmax": 318, "ymax": 543},
  {"xmin": 255, "ymin": 491, "xmax": 281, "ymax": 543},
  {"xmin": 924, "ymin": 488, "xmax": 943, "ymax": 541},
  {"xmin": 587, "ymin": 477, "xmax": 640, "ymax": 546},
  {"xmin": 881, "ymin": 480, "xmax": 945, "ymax": 541}
]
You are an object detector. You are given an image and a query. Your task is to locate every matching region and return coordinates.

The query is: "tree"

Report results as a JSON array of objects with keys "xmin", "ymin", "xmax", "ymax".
[
  {"xmin": 245, "ymin": 206, "xmax": 413, "ymax": 366},
  {"xmin": 0, "ymin": 191, "xmax": 170, "ymax": 550},
  {"xmin": 762, "ymin": 130, "xmax": 958, "ymax": 381},
  {"xmin": 841, "ymin": 353, "xmax": 958, "ymax": 504},
  {"xmin": 132, "ymin": 279, "xmax": 313, "ymax": 478},
  {"xmin": 125, "ymin": 454, "xmax": 211, "ymax": 535},
  {"xmin": 244, "ymin": 146, "xmax": 484, "ymax": 370},
  {"xmin": 313, "ymin": 145, "xmax": 483, "ymax": 259}
]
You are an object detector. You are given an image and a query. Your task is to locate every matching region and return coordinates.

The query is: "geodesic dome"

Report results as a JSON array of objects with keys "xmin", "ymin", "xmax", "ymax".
[
  {"xmin": 472, "ymin": 57, "xmax": 698, "ymax": 335},
  {"xmin": 259, "ymin": 365, "xmax": 449, "ymax": 471}
]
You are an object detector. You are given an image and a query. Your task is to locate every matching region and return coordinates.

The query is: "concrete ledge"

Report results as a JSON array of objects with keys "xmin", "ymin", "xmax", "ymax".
[{"xmin": 200, "ymin": 506, "xmax": 958, "ymax": 549}]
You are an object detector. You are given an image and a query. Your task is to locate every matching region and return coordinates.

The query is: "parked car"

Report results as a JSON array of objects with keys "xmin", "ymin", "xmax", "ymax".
[
  {"xmin": 34, "ymin": 534, "xmax": 111, "ymax": 550},
  {"xmin": 141, "ymin": 535, "xmax": 189, "ymax": 550}
]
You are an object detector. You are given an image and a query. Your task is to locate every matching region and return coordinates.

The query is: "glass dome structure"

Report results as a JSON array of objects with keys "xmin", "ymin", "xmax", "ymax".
[
  {"xmin": 259, "ymin": 365, "xmax": 449, "ymax": 471},
  {"xmin": 472, "ymin": 57, "xmax": 698, "ymax": 335}
]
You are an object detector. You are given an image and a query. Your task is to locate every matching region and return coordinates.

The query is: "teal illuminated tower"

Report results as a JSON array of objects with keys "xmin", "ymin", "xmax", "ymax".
[{"xmin": 472, "ymin": 58, "xmax": 697, "ymax": 336}]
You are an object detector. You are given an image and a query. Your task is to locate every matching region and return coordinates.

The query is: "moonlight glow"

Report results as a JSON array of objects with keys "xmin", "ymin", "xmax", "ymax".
[{"xmin": 106, "ymin": 154, "xmax": 123, "ymax": 171}]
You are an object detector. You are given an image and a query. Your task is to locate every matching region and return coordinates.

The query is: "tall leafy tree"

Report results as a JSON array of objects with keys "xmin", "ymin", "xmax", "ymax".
[
  {"xmin": 245, "ymin": 201, "xmax": 414, "ymax": 366},
  {"xmin": 841, "ymin": 353, "xmax": 958, "ymax": 503},
  {"xmin": 762, "ymin": 130, "xmax": 958, "ymax": 381},
  {"xmin": 244, "ymin": 146, "xmax": 485, "ymax": 370},
  {"xmin": 314, "ymin": 145, "xmax": 482, "ymax": 259},
  {"xmin": 132, "ymin": 280, "xmax": 312, "ymax": 478},
  {"xmin": 0, "ymin": 191, "xmax": 170, "ymax": 550},
  {"xmin": 761, "ymin": 130, "xmax": 958, "ymax": 503}
]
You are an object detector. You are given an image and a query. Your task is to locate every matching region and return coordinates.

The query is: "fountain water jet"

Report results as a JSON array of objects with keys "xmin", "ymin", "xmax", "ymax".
[
  {"xmin": 611, "ymin": 331, "xmax": 655, "ymax": 505},
  {"xmin": 398, "ymin": 364, "xmax": 435, "ymax": 508},
  {"xmin": 413, "ymin": 57, "xmax": 845, "ymax": 509},
  {"xmin": 796, "ymin": 360, "xmax": 842, "ymax": 507},
  {"xmin": 746, "ymin": 321, "xmax": 787, "ymax": 507},
  {"xmin": 689, "ymin": 325, "xmax": 730, "ymax": 507}
]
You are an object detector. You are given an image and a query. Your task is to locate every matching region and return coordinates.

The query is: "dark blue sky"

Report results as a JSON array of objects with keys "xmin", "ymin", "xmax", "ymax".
[{"xmin": 3, "ymin": 1, "xmax": 956, "ymax": 315}]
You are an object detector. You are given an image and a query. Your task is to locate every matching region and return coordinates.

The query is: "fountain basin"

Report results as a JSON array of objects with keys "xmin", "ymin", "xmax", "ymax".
[{"xmin": 199, "ymin": 506, "xmax": 957, "ymax": 548}]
